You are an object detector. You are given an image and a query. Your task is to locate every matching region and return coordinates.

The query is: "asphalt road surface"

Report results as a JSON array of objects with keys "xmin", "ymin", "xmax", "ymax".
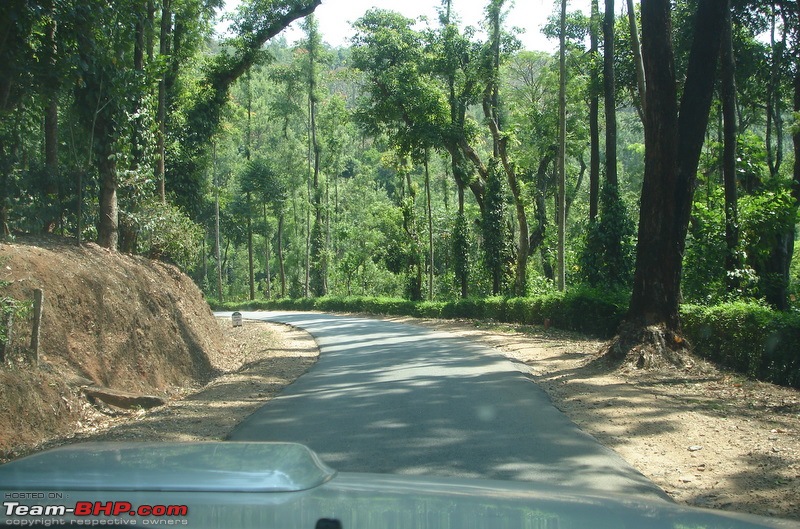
[{"xmin": 226, "ymin": 311, "xmax": 668, "ymax": 501}]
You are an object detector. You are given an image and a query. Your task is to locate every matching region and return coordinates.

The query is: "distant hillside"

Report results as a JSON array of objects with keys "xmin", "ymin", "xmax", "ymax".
[{"xmin": 0, "ymin": 236, "xmax": 223, "ymax": 458}]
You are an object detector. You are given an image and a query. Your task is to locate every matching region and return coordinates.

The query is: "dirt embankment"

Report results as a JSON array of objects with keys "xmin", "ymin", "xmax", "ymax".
[{"xmin": 0, "ymin": 236, "xmax": 223, "ymax": 458}]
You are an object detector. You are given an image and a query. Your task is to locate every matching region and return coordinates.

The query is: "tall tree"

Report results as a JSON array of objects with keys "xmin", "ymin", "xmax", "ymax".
[
  {"xmin": 720, "ymin": 3, "xmax": 739, "ymax": 292},
  {"xmin": 618, "ymin": 0, "xmax": 728, "ymax": 364},
  {"xmin": 556, "ymin": 0, "xmax": 568, "ymax": 291},
  {"xmin": 304, "ymin": 15, "xmax": 327, "ymax": 297},
  {"xmin": 589, "ymin": 0, "xmax": 601, "ymax": 221},
  {"xmin": 482, "ymin": 0, "xmax": 527, "ymax": 295},
  {"xmin": 156, "ymin": 0, "xmax": 171, "ymax": 203},
  {"xmin": 626, "ymin": 0, "xmax": 646, "ymax": 113},
  {"xmin": 603, "ymin": 0, "xmax": 618, "ymax": 190}
]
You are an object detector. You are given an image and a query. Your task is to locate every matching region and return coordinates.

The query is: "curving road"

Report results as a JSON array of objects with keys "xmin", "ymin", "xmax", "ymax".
[{"xmin": 225, "ymin": 311, "xmax": 669, "ymax": 501}]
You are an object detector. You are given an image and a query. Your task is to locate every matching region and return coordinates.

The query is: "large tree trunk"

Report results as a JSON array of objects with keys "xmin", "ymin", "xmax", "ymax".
[{"xmin": 619, "ymin": 0, "xmax": 727, "ymax": 366}]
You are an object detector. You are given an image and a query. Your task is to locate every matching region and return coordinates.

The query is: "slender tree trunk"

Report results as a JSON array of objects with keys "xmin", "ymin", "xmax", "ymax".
[
  {"xmin": 589, "ymin": 0, "xmax": 600, "ymax": 221},
  {"xmin": 424, "ymin": 156, "xmax": 434, "ymax": 300},
  {"xmin": 156, "ymin": 0, "xmax": 171, "ymax": 203},
  {"xmin": 307, "ymin": 16, "xmax": 325, "ymax": 297},
  {"xmin": 604, "ymin": 0, "xmax": 618, "ymax": 189},
  {"xmin": 96, "ymin": 132, "xmax": 118, "ymax": 250},
  {"xmin": 556, "ymin": 0, "xmax": 567, "ymax": 291},
  {"xmin": 457, "ymin": 185, "xmax": 468, "ymax": 298},
  {"xmin": 482, "ymin": 1, "xmax": 528, "ymax": 296},
  {"xmin": 0, "ymin": 140, "xmax": 10, "ymax": 239},
  {"xmin": 720, "ymin": 6, "xmax": 739, "ymax": 292},
  {"xmin": 765, "ymin": 8, "xmax": 784, "ymax": 179},
  {"xmin": 794, "ymin": 66, "xmax": 800, "ymax": 204},
  {"xmin": 278, "ymin": 213, "xmax": 286, "ymax": 297},
  {"xmin": 247, "ymin": 192, "xmax": 255, "ymax": 300},
  {"xmin": 626, "ymin": 0, "xmax": 646, "ymax": 114},
  {"xmin": 245, "ymin": 72, "xmax": 255, "ymax": 300},
  {"xmin": 784, "ymin": 66, "xmax": 800, "ymax": 310},
  {"xmin": 202, "ymin": 235, "xmax": 207, "ymax": 289},
  {"xmin": 213, "ymin": 143, "xmax": 223, "ymax": 303},
  {"xmin": 264, "ymin": 204, "xmax": 271, "ymax": 299},
  {"xmin": 42, "ymin": 15, "xmax": 60, "ymax": 232},
  {"xmin": 146, "ymin": 0, "xmax": 155, "ymax": 61}
]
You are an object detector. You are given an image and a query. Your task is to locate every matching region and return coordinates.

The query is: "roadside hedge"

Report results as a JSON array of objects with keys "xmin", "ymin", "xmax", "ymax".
[
  {"xmin": 214, "ymin": 287, "xmax": 629, "ymax": 338},
  {"xmin": 680, "ymin": 302, "xmax": 800, "ymax": 388},
  {"xmin": 214, "ymin": 293, "xmax": 800, "ymax": 388}
]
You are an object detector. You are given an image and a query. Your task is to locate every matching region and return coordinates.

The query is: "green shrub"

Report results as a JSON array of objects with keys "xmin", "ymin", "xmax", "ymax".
[{"xmin": 682, "ymin": 302, "xmax": 800, "ymax": 388}]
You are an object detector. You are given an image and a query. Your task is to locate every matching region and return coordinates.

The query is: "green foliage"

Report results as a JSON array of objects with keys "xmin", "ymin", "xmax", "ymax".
[
  {"xmin": 682, "ymin": 302, "xmax": 800, "ymax": 388},
  {"xmin": 481, "ymin": 159, "xmax": 513, "ymax": 295},
  {"xmin": 578, "ymin": 184, "xmax": 635, "ymax": 288},
  {"xmin": 0, "ymin": 257, "xmax": 32, "ymax": 349},
  {"xmin": 682, "ymin": 189, "xmax": 730, "ymax": 303},
  {"xmin": 121, "ymin": 201, "xmax": 204, "ymax": 271},
  {"xmin": 739, "ymin": 188, "xmax": 798, "ymax": 307},
  {"xmin": 216, "ymin": 286, "xmax": 629, "ymax": 338},
  {"xmin": 683, "ymin": 182, "xmax": 796, "ymax": 306},
  {"xmin": 452, "ymin": 210, "xmax": 470, "ymax": 295}
]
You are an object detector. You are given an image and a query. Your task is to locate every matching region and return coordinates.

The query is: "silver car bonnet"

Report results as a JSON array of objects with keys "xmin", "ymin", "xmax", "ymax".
[{"xmin": 0, "ymin": 441, "xmax": 336, "ymax": 492}]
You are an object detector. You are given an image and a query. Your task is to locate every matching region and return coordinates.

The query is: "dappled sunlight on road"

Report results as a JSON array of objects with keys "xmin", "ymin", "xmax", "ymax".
[{"xmin": 228, "ymin": 312, "xmax": 670, "ymax": 502}]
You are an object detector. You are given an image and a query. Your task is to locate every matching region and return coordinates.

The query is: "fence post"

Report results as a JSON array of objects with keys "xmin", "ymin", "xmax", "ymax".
[
  {"xmin": 1, "ymin": 310, "xmax": 13, "ymax": 364},
  {"xmin": 30, "ymin": 289, "xmax": 43, "ymax": 366}
]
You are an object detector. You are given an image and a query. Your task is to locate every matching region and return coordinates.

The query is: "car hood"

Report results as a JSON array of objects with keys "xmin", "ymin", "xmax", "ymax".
[{"xmin": 0, "ymin": 441, "xmax": 795, "ymax": 529}]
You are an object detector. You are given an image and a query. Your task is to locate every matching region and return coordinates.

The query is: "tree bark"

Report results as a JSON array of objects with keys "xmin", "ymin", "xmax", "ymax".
[
  {"xmin": 424, "ymin": 156, "xmax": 434, "ymax": 300},
  {"xmin": 604, "ymin": 0, "xmax": 618, "ymax": 189},
  {"xmin": 720, "ymin": 5, "xmax": 739, "ymax": 292},
  {"xmin": 264, "ymin": 204, "xmax": 272, "ymax": 299},
  {"xmin": 589, "ymin": 0, "xmax": 600, "ymax": 221},
  {"xmin": 627, "ymin": 0, "xmax": 726, "ymax": 334},
  {"xmin": 156, "ymin": 0, "xmax": 171, "ymax": 204},
  {"xmin": 556, "ymin": 0, "xmax": 567, "ymax": 291},
  {"xmin": 481, "ymin": 21, "xmax": 529, "ymax": 296},
  {"xmin": 97, "ymin": 133, "xmax": 119, "ymax": 250},
  {"xmin": 530, "ymin": 147, "xmax": 556, "ymax": 281},
  {"xmin": 794, "ymin": 64, "xmax": 800, "ymax": 205},
  {"xmin": 278, "ymin": 213, "xmax": 286, "ymax": 298},
  {"xmin": 213, "ymin": 143, "xmax": 223, "ymax": 303},
  {"xmin": 43, "ymin": 16, "xmax": 59, "ymax": 232},
  {"xmin": 626, "ymin": 0, "xmax": 646, "ymax": 114}
]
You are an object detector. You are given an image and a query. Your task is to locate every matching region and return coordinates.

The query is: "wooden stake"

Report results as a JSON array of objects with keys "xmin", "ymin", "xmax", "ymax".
[{"xmin": 30, "ymin": 289, "xmax": 43, "ymax": 366}]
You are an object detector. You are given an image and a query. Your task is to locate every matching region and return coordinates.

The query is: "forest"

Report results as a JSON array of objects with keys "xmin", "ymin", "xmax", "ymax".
[{"xmin": 1, "ymin": 0, "xmax": 799, "ymax": 381}]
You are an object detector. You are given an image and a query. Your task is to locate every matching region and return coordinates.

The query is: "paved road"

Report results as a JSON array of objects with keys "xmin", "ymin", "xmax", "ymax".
[{"xmin": 226, "ymin": 311, "xmax": 668, "ymax": 501}]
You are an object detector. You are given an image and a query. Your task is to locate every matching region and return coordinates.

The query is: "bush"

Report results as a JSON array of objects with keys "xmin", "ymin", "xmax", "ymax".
[
  {"xmin": 121, "ymin": 201, "xmax": 204, "ymax": 271},
  {"xmin": 682, "ymin": 302, "xmax": 800, "ymax": 388},
  {"xmin": 214, "ymin": 288, "xmax": 628, "ymax": 338}
]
